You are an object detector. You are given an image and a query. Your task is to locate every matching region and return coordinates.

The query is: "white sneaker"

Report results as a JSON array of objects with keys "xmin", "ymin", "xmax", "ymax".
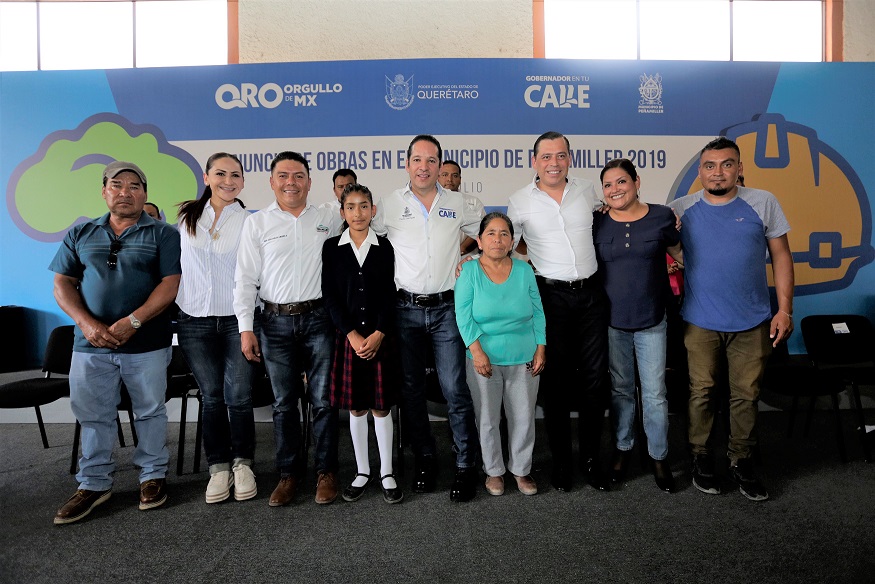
[
  {"xmin": 205, "ymin": 470, "xmax": 233, "ymax": 504},
  {"xmin": 233, "ymin": 463, "xmax": 257, "ymax": 501}
]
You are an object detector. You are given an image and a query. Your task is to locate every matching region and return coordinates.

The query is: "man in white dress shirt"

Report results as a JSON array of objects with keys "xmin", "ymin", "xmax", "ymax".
[
  {"xmin": 507, "ymin": 131, "xmax": 610, "ymax": 493},
  {"xmin": 234, "ymin": 151, "xmax": 342, "ymax": 507},
  {"xmin": 372, "ymin": 135, "xmax": 484, "ymax": 502}
]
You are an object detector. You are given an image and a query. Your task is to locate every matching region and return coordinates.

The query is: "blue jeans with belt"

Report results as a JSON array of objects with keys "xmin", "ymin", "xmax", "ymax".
[
  {"xmin": 258, "ymin": 306, "xmax": 338, "ymax": 476},
  {"xmin": 176, "ymin": 312, "xmax": 256, "ymax": 471},
  {"xmin": 396, "ymin": 295, "xmax": 479, "ymax": 469}
]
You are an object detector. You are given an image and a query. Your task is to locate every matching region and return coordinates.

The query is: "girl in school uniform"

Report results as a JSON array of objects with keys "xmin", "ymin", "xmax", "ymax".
[{"xmin": 321, "ymin": 184, "xmax": 402, "ymax": 504}]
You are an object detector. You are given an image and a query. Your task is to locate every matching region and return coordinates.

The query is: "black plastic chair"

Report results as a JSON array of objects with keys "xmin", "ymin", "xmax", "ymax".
[
  {"xmin": 167, "ymin": 345, "xmax": 201, "ymax": 475},
  {"xmin": 801, "ymin": 314, "xmax": 875, "ymax": 462},
  {"xmin": 762, "ymin": 341, "xmax": 849, "ymax": 462},
  {"xmin": 0, "ymin": 325, "xmax": 73, "ymax": 448}
]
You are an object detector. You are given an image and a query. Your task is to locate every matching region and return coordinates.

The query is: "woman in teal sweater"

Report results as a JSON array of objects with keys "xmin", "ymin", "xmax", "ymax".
[{"xmin": 455, "ymin": 212, "xmax": 546, "ymax": 496}]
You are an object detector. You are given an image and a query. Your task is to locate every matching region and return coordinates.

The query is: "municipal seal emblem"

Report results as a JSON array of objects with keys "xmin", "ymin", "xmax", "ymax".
[{"xmin": 639, "ymin": 73, "xmax": 663, "ymax": 106}]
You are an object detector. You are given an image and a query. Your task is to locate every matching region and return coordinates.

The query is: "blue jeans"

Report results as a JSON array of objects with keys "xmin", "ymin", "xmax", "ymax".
[
  {"xmin": 69, "ymin": 347, "xmax": 171, "ymax": 490},
  {"xmin": 258, "ymin": 307, "xmax": 338, "ymax": 475},
  {"xmin": 608, "ymin": 317, "xmax": 669, "ymax": 460},
  {"xmin": 176, "ymin": 312, "xmax": 255, "ymax": 470},
  {"xmin": 396, "ymin": 297, "xmax": 478, "ymax": 468}
]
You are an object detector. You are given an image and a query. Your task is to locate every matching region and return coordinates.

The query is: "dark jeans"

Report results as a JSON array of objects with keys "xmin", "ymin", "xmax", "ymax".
[
  {"xmin": 176, "ymin": 313, "xmax": 256, "ymax": 469},
  {"xmin": 396, "ymin": 297, "xmax": 479, "ymax": 468},
  {"xmin": 537, "ymin": 276, "xmax": 610, "ymax": 467},
  {"xmin": 258, "ymin": 307, "xmax": 338, "ymax": 476}
]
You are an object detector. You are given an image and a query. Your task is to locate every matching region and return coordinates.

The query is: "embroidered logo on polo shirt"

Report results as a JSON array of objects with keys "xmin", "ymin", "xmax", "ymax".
[
  {"xmin": 316, "ymin": 224, "xmax": 329, "ymax": 233},
  {"xmin": 400, "ymin": 207, "xmax": 415, "ymax": 220},
  {"xmin": 438, "ymin": 207, "xmax": 457, "ymax": 218}
]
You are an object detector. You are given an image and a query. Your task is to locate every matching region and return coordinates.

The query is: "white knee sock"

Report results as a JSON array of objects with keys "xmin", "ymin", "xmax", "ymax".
[
  {"xmin": 373, "ymin": 414, "xmax": 396, "ymax": 489},
  {"xmin": 350, "ymin": 414, "xmax": 370, "ymax": 487}
]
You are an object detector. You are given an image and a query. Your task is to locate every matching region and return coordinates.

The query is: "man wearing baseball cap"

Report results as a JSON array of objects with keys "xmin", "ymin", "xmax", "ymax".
[{"xmin": 49, "ymin": 161, "xmax": 181, "ymax": 524}]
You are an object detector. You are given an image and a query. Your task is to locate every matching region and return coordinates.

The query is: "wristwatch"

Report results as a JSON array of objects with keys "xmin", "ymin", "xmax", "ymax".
[{"xmin": 129, "ymin": 313, "xmax": 142, "ymax": 329}]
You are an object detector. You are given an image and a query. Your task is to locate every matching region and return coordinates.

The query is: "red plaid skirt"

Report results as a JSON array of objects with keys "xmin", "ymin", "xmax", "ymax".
[{"xmin": 329, "ymin": 331, "xmax": 400, "ymax": 411}]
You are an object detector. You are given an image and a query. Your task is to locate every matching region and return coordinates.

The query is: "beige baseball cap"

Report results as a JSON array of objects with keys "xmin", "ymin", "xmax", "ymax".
[{"xmin": 103, "ymin": 161, "xmax": 147, "ymax": 186}]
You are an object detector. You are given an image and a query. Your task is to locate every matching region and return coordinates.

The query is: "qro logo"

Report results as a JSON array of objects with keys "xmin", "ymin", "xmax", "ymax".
[{"xmin": 215, "ymin": 83, "xmax": 284, "ymax": 109}]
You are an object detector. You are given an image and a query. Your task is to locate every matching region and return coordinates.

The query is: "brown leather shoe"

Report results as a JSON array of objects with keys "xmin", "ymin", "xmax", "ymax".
[
  {"xmin": 139, "ymin": 479, "xmax": 167, "ymax": 510},
  {"xmin": 54, "ymin": 489, "xmax": 112, "ymax": 525},
  {"xmin": 315, "ymin": 471, "xmax": 338, "ymax": 505},
  {"xmin": 269, "ymin": 476, "xmax": 298, "ymax": 507},
  {"xmin": 485, "ymin": 475, "xmax": 505, "ymax": 496},
  {"xmin": 514, "ymin": 474, "xmax": 538, "ymax": 496}
]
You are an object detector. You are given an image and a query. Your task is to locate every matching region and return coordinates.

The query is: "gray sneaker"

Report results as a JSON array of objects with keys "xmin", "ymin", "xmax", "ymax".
[
  {"xmin": 729, "ymin": 458, "xmax": 769, "ymax": 501},
  {"xmin": 692, "ymin": 454, "xmax": 721, "ymax": 495}
]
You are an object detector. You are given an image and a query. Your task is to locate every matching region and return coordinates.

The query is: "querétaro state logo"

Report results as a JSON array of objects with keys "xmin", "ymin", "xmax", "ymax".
[{"xmin": 385, "ymin": 74, "xmax": 415, "ymax": 110}]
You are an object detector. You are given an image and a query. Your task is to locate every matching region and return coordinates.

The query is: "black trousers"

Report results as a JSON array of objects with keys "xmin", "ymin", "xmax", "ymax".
[{"xmin": 536, "ymin": 276, "xmax": 610, "ymax": 468}]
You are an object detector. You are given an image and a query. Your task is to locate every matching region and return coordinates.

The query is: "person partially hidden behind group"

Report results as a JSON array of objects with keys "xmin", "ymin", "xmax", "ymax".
[
  {"xmin": 322, "ymin": 184, "xmax": 403, "ymax": 504},
  {"xmin": 176, "ymin": 153, "xmax": 257, "ymax": 504},
  {"xmin": 455, "ymin": 212, "xmax": 546, "ymax": 496},
  {"xmin": 594, "ymin": 158, "xmax": 682, "ymax": 492}
]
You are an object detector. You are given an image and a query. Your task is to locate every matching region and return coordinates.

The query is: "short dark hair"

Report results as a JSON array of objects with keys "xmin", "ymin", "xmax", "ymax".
[
  {"xmin": 600, "ymin": 158, "xmax": 638, "ymax": 183},
  {"xmin": 271, "ymin": 151, "xmax": 310, "ymax": 174},
  {"xmin": 406, "ymin": 135, "xmax": 442, "ymax": 163},
  {"xmin": 533, "ymin": 131, "xmax": 570, "ymax": 157},
  {"xmin": 701, "ymin": 136, "xmax": 740, "ymax": 158},
  {"xmin": 143, "ymin": 202, "xmax": 160, "ymax": 215},
  {"xmin": 332, "ymin": 168, "xmax": 357, "ymax": 184},
  {"xmin": 441, "ymin": 160, "xmax": 461, "ymax": 173},
  {"xmin": 479, "ymin": 211, "xmax": 514, "ymax": 239}
]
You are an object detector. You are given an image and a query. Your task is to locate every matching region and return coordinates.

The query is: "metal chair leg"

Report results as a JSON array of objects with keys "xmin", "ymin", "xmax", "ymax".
[
  {"xmin": 395, "ymin": 405, "xmax": 404, "ymax": 475},
  {"xmin": 192, "ymin": 394, "xmax": 203, "ymax": 473},
  {"xmin": 70, "ymin": 421, "xmax": 81, "ymax": 474},
  {"xmin": 176, "ymin": 393, "xmax": 188, "ymax": 476},
  {"xmin": 829, "ymin": 392, "xmax": 847, "ymax": 463},
  {"xmin": 127, "ymin": 408, "xmax": 138, "ymax": 446},
  {"xmin": 34, "ymin": 406, "xmax": 50, "ymax": 449},
  {"xmin": 850, "ymin": 383, "xmax": 872, "ymax": 463},
  {"xmin": 116, "ymin": 415, "xmax": 127, "ymax": 447}
]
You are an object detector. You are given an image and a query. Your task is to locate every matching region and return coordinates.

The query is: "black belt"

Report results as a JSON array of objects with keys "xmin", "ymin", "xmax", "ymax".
[
  {"xmin": 398, "ymin": 289, "xmax": 454, "ymax": 307},
  {"xmin": 262, "ymin": 299, "xmax": 323, "ymax": 316},
  {"xmin": 536, "ymin": 275, "xmax": 593, "ymax": 291}
]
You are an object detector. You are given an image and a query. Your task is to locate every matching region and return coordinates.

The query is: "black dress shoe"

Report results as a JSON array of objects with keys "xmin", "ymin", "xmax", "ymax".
[
  {"xmin": 341, "ymin": 473, "xmax": 371, "ymax": 502},
  {"xmin": 610, "ymin": 449, "xmax": 631, "ymax": 483},
  {"xmin": 581, "ymin": 458, "xmax": 610, "ymax": 492},
  {"xmin": 550, "ymin": 465, "xmax": 572, "ymax": 492},
  {"xmin": 381, "ymin": 474, "xmax": 404, "ymax": 504},
  {"xmin": 449, "ymin": 467, "xmax": 477, "ymax": 502},
  {"xmin": 652, "ymin": 459, "xmax": 676, "ymax": 493},
  {"xmin": 413, "ymin": 455, "xmax": 436, "ymax": 493}
]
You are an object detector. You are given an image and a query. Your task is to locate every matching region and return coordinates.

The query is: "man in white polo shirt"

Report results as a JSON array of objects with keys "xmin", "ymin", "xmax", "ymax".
[
  {"xmin": 234, "ymin": 151, "xmax": 343, "ymax": 507},
  {"xmin": 507, "ymin": 131, "xmax": 610, "ymax": 493},
  {"xmin": 372, "ymin": 135, "xmax": 484, "ymax": 502}
]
